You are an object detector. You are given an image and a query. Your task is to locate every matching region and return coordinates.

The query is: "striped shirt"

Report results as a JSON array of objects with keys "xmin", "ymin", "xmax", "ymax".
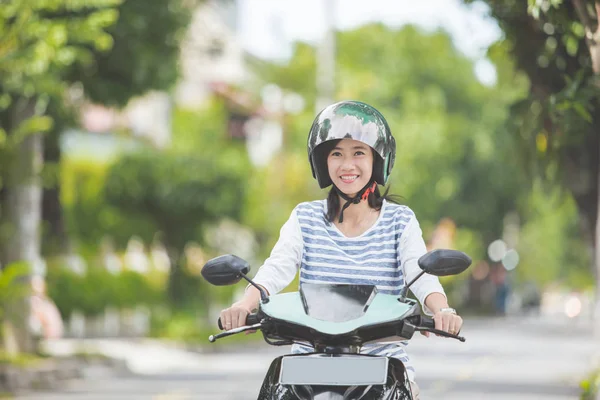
[{"xmin": 252, "ymin": 199, "xmax": 445, "ymax": 382}]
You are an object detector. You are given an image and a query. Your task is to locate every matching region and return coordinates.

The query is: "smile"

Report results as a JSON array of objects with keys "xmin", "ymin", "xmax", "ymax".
[{"xmin": 340, "ymin": 175, "xmax": 359, "ymax": 183}]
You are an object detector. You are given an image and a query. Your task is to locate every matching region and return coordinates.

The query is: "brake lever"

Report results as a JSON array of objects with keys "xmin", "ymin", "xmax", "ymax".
[
  {"xmin": 416, "ymin": 327, "xmax": 466, "ymax": 342},
  {"xmin": 208, "ymin": 323, "xmax": 263, "ymax": 343}
]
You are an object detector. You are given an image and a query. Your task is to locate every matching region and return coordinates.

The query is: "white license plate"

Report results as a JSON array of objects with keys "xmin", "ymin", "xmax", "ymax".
[{"xmin": 279, "ymin": 355, "xmax": 388, "ymax": 386}]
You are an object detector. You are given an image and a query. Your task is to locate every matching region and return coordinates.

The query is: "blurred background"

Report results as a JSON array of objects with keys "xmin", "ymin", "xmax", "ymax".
[{"xmin": 1, "ymin": 0, "xmax": 600, "ymax": 399}]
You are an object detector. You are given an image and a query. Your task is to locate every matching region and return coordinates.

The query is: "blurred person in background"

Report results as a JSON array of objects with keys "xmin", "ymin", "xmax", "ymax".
[
  {"xmin": 30, "ymin": 275, "xmax": 64, "ymax": 340},
  {"xmin": 219, "ymin": 101, "xmax": 463, "ymax": 398}
]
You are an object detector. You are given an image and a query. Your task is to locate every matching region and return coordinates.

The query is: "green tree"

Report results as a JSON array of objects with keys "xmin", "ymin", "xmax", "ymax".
[
  {"xmin": 42, "ymin": 0, "xmax": 195, "ymax": 256},
  {"xmin": 465, "ymin": 0, "xmax": 600, "ymax": 317},
  {"xmin": 103, "ymin": 150, "xmax": 248, "ymax": 308},
  {"xmin": 0, "ymin": 0, "xmax": 121, "ymax": 353}
]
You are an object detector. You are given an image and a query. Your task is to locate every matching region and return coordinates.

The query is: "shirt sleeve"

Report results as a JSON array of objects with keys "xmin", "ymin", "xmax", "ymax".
[
  {"xmin": 400, "ymin": 213, "xmax": 446, "ymax": 316},
  {"xmin": 250, "ymin": 207, "xmax": 303, "ymax": 296}
]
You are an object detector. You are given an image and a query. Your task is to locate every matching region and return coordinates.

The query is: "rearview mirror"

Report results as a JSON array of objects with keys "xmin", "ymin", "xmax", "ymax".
[
  {"xmin": 417, "ymin": 249, "xmax": 472, "ymax": 277},
  {"xmin": 201, "ymin": 254, "xmax": 250, "ymax": 286}
]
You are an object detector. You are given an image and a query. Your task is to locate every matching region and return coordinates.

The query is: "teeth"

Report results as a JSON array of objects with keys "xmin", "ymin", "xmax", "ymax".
[{"xmin": 341, "ymin": 175, "xmax": 358, "ymax": 181}]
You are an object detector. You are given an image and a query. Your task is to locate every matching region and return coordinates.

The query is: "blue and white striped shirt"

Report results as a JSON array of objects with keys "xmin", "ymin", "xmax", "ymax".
[{"xmin": 252, "ymin": 199, "xmax": 445, "ymax": 382}]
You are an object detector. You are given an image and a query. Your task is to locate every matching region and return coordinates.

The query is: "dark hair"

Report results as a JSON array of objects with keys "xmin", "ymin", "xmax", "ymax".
[{"xmin": 326, "ymin": 184, "xmax": 403, "ymax": 223}]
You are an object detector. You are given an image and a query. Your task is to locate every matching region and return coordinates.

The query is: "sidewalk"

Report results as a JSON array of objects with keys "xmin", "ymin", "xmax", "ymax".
[{"xmin": 0, "ymin": 350, "xmax": 126, "ymax": 395}]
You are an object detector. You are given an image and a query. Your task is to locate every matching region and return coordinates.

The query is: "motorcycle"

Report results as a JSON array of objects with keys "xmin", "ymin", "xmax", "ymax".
[{"xmin": 201, "ymin": 248, "xmax": 471, "ymax": 400}]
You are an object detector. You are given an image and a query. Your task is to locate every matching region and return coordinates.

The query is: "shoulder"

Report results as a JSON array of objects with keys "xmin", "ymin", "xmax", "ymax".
[
  {"xmin": 382, "ymin": 201, "xmax": 416, "ymax": 223},
  {"xmin": 295, "ymin": 200, "xmax": 327, "ymax": 215}
]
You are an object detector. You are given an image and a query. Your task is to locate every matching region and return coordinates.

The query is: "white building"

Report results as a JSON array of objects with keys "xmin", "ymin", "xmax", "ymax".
[{"xmin": 175, "ymin": 0, "xmax": 248, "ymax": 108}]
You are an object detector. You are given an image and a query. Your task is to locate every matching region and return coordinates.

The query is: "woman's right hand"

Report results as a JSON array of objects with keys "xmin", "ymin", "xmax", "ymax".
[{"xmin": 219, "ymin": 300, "xmax": 254, "ymax": 331}]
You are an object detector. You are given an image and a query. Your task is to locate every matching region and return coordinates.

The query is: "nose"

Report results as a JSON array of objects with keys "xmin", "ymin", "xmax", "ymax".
[{"xmin": 340, "ymin": 157, "xmax": 355, "ymax": 171}]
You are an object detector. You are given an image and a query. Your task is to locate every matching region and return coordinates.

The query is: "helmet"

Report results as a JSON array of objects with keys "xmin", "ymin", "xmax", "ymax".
[{"xmin": 307, "ymin": 101, "xmax": 396, "ymax": 189}]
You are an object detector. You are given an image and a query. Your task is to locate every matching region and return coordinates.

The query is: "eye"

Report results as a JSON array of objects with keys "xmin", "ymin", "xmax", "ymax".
[
  {"xmin": 354, "ymin": 150, "xmax": 366, "ymax": 156},
  {"xmin": 330, "ymin": 151, "xmax": 342, "ymax": 157}
]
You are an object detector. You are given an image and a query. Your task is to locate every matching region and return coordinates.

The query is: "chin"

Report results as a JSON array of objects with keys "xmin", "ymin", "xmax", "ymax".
[{"xmin": 335, "ymin": 183, "xmax": 361, "ymax": 197}]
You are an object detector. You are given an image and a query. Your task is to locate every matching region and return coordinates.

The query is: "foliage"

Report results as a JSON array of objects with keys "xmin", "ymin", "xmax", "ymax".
[
  {"xmin": 150, "ymin": 309, "xmax": 263, "ymax": 346},
  {"xmin": 517, "ymin": 182, "xmax": 592, "ymax": 287},
  {"xmin": 60, "ymin": 157, "xmax": 158, "ymax": 252},
  {"xmin": 67, "ymin": 0, "xmax": 196, "ymax": 107},
  {"xmin": 0, "ymin": 0, "xmax": 121, "ymax": 153},
  {"xmin": 0, "ymin": 262, "xmax": 30, "ymax": 321},
  {"xmin": 46, "ymin": 264, "xmax": 163, "ymax": 319},
  {"xmin": 465, "ymin": 0, "xmax": 600, "ymax": 245},
  {"xmin": 580, "ymin": 366, "xmax": 600, "ymax": 399},
  {"xmin": 102, "ymin": 148, "xmax": 249, "ymax": 306},
  {"xmin": 0, "ymin": 0, "xmax": 120, "ymax": 99},
  {"xmin": 103, "ymin": 150, "xmax": 247, "ymax": 249}
]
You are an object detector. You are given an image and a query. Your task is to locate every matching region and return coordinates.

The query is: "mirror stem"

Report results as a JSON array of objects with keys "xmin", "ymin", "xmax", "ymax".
[
  {"xmin": 398, "ymin": 270, "xmax": 426, "ymax": 302},
  {"xmin": 239, "ymin": 272, "xmax": 270, "ymax": 303}
]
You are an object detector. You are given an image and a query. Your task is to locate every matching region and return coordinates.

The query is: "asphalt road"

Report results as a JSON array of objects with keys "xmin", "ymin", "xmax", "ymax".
[{"xmin": 16, "ymin": 315, "xmax": 599, "ymax": 400}]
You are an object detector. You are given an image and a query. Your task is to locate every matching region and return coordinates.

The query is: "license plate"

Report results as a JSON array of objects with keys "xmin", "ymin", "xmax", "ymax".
[{"xmin": 279, "ymin": 355, "xmax": 388, "ymax": 386}]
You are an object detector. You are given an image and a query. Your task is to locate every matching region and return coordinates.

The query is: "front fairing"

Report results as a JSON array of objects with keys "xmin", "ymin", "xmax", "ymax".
[
  {"xmin": 258, "ymin": 355, "xmax": 413, "ymax": 400},
  {"xmin": 258, "ymin": 283, "xmax": 418, "ymax": 346}
]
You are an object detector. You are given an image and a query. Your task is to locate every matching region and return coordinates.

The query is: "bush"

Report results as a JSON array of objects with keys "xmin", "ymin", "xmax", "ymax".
[
  {"xmin": 580, "ymin": 367, "xmax": 600, "ymax": 400},
  {"xmin": 46, "ymin": 265, "xmax": 163, "ymax": 319},
  {"xmin": 61, "ymin": 158, "xmax": 159, "ymax": 252}
]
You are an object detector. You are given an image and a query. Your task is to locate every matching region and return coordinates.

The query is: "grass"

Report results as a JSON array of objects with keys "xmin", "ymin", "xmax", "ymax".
[
  {"xmin": 0, "ymin": 351, "xmax": 46, "ymax": 368},
  {"xmin": 149, "ymin": 311, "xmax": 266, "ymax": 352}
]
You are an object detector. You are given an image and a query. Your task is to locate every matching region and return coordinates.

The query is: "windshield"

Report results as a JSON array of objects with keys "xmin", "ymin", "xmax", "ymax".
[{"xmin": 299, "ymin": 283, "xmax": 378, "ymax": 322}]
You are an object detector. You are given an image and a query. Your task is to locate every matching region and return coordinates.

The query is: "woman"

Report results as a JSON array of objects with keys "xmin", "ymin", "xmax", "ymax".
[{"xmin": 220, "ymin": 100, "xmax": 463, "ymax": 397}]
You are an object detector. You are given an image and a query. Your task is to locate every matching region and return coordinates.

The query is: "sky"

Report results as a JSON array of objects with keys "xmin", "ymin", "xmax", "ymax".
[{"xmin": 237, "ymin": 0, "xmax": 503, "ymax": 85}]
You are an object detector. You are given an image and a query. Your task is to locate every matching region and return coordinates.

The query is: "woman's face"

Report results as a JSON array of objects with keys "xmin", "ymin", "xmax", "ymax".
[{"xmin": 327, "ymin": 139, "xmax": 373, "ymax": 197}]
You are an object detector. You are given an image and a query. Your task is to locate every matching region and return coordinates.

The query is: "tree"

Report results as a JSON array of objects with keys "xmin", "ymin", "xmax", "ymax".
[
  {"xmin": 0, "ymin": 0, "xmax": 121, "ymax": 353},
  {"xmin": 466, "ymin": 0, "xmax": 600, "ymax": 322},
  {"xmin": 103, "ymin": 150, "xmax": 248, "ymax": 308},
  {"xmin": 41, "ymin": 0, "xmax": 195, "ymax": 256}
]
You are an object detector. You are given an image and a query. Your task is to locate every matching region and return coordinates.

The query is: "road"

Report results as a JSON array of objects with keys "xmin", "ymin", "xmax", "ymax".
[{"xmin": 16, "ymin": 315, "xmax": 598, "ymax": 400}]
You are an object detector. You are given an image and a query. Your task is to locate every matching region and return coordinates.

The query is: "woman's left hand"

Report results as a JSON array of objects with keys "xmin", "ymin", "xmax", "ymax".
[{"xmin": 433, "ymin": 308, "xmax": 463, "ymax": 336}]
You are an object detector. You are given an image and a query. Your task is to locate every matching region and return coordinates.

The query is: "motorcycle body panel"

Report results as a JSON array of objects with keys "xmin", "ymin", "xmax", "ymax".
[{"xmin": 260, "ymin": 284, "xmax": 415, "ymax": 336}]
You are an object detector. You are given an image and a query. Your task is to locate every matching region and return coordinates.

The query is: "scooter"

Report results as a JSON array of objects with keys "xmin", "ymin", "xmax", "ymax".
[{"xmin": 201, "ymin": 248, "xmax": 471, "ymax": 400}]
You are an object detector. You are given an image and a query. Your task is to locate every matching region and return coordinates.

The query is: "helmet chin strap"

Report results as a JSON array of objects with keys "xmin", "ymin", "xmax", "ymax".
[{"xmin": 334, "ymin": 181, "xmax": 377, "ymax": 223}]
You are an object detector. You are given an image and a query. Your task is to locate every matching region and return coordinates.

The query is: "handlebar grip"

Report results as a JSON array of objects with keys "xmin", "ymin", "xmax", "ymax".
[
  {"xmin": 420, "ymin": 316, "xmax": 436, "ymax": 329},
  {"xmin": 218, "ymin": 313, "xmax": 260, "ymax": 330},
  {"xmin": 246, "ymin": 313, "xmax": 260, "ymax": 325}
]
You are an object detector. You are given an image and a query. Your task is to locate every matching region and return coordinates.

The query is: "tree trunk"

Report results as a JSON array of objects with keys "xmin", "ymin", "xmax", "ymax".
[
  {"xmin": 579, "ymin": 0, "xmax": 600, "ymax": 336},
  {"xmin": 42, "ymin": 129, "xmax": 69, "ymax": 256},
  {"xmin": 0, "ymin": 97, "xmax": 45, "ymax": 354},
  {"xmin": 591, "ymin": 64, "xmax": 600, "ymax": 337}
]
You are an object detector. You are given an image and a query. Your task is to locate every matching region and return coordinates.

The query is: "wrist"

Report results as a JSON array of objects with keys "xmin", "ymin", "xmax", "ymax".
[{"xmin": 437, "ymin": 307, "xmax": 457, "ymax": 315}]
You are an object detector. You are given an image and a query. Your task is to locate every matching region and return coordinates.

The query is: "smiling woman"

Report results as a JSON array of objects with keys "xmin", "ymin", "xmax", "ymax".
[{"xmin": 219, "ymin": 100, "xmax": 464, "ymax": 396}]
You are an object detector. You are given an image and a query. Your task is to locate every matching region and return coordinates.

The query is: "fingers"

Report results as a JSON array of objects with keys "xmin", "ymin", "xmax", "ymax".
[
  {"xmin": 237, "ymin": 307, "xmax": 248, "ymax": 328},
  {"xmin": 433, "ymin": 312, "xmax": 448, "ymax": 331},
  {"xmin": 219, "ymin": 304, "xmax": 251, "ymax": 331},
  {"xmin": 448, "ymin": 315, "xmax": 463, "ymax": 335},
  {"xmin": 219, "ymin": 310, "xmax": 231, "ymax": 331},
  {"xmin": 434, "ymin": 311, "xmax": 463, "ymax": 336}
]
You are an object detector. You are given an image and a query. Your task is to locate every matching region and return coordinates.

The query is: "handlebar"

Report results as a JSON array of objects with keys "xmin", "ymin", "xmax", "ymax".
[
  {"xmin": 419, "ymin": 315, "xmax": 435, "ymax": 330},
  {"xmin": 211, "ymin": 313, "xmax": 465, "ymax": 343}
]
